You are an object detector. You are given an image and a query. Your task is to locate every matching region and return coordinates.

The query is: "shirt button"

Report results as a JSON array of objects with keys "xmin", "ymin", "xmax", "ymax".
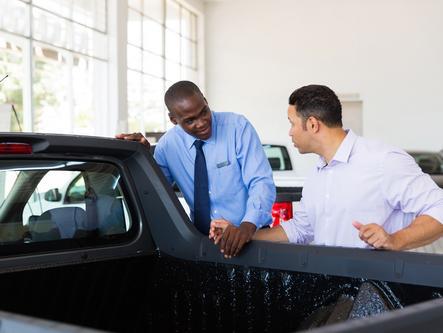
[{"xmin": 325, "ymin": 194, "xmax": 330, "ymax": 199}]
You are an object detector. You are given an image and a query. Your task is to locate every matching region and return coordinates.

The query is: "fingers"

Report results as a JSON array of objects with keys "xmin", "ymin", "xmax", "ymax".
[
  {"xmin": 233, "ymin": 235, "xmax": 247, "ymax": 257},
  {"xmin": 115, "ymin": 132, "xmax": 150, "ymax": 147},
  {"xmin": 352, "ymin": 221, "xmax": 363, "ymax": 230},
  {"xmin": 221, "ymin": 227, "xmax": 235, "ymax": 257},
  {"xmin": 355, "ymin": 223, "xmax": 392, "ymax": 249},
  {"xmin": 209, "ymin": 220, "xmax": 230, "ymax": 241},
  {"xmin": 213, "ymin": 230, "xmax": 224, "ymax": 245},
  {"xmin": 217, "ymin": 224, "xmax": 254, "ymax": 258},
  {"xmin": 211, "ymin": 222, "xmax": 254, "ymax": 259},
  {"xmin": 359, "ymin": 226, "xmax": 376, "ymax": 241}
]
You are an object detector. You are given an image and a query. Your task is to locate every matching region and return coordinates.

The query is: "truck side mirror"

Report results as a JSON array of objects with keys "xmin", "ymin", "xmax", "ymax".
[{"xmin": 44, "ymin": 188, "xmax": 62, "ymax": 202}]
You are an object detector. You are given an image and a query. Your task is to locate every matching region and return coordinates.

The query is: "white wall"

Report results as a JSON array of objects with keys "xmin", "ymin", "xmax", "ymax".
[{"xmin": 204, "ymin": 0, "xmax": 443, "ymax": 176}]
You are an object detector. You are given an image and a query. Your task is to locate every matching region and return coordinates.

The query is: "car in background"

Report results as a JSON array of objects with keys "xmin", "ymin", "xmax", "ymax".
[
  {"xmin": 262, "ymin": 143, "xmax": 304, "ymax": 225},
  {"xmin": 408, "ymin": 150, "xmax": 443, "ymax": 188}
]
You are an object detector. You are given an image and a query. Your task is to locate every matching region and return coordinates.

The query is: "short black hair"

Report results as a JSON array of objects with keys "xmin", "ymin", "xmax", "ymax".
[
  {"xmin": 164, "ymin": 81, "xmax": 204, "ymax": 113},
  {"xmin": 288, "ymin": 85, "xmax": 342, "ymax": 128}
]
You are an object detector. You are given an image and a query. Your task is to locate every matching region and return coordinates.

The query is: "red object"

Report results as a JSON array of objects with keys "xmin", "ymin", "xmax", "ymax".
[
  {"xmin": 0, "ymin": 143, "xmax": 33, "ymax": 154},
  {"xmin": 271, "ymin": 202, "xmax": 293, "ymax": 227}
]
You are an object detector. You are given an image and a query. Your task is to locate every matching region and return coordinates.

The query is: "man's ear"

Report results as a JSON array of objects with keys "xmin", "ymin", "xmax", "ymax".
[
  {"xmin": 307, "ymin": 116, "xmax": 320, "ymax": 133},
  {"xmin": 168, "ymin": 113, "xmax": 178, "ymax": 125}
]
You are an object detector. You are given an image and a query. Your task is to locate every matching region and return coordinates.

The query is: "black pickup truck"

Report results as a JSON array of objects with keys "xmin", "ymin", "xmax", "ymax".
[{"xmin": 0, "ymin": 133, "xmax": 442, "ymax": 333}]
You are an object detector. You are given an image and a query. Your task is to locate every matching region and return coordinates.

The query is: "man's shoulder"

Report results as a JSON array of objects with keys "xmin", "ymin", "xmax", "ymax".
[
  {"xmin": 356, "ymin": 136, "xmax": 405, "ymax": 157},
  {"xmin": 156, "ymin": 127, "xmax": 181, "ymax": 149},
  {"xmin": 352, "ymin": 136, "xmax": 415, "ymax": 170}
]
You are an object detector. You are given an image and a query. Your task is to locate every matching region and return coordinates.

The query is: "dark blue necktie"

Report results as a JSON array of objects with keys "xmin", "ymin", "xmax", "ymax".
[{"xmin": 194, "ymin": 140, "xmax": 211, "ymax": 235}]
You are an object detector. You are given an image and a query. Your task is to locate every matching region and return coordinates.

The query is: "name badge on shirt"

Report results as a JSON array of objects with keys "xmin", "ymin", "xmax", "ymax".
[{"xmin": 216, "ymin": 160, "xmax": 230, "ymax": 168}]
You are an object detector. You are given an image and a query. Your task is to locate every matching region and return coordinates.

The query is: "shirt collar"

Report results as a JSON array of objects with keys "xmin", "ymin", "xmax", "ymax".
[
  {"xmin": 179, "ymin": 111, "xmax": 217, "ymax": 150},
  {"xmin": 316, "ymin": 129, "xmax": 358, "ymax": 169}
]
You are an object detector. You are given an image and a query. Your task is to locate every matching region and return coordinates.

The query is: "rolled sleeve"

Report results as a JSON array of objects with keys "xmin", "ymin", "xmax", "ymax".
[
  {"xmin": 280, "ymin": 198, "xmax": 314, "ymax": 244},
  {"xmin": 382, "ymin": 151, "xmax": 443, "ymax": 224}
]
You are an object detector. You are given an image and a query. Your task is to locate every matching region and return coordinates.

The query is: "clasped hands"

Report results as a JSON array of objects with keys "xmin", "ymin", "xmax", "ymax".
[{"xmin": 209, "ymin": 219, "xmax": 256, "ymax": 258}]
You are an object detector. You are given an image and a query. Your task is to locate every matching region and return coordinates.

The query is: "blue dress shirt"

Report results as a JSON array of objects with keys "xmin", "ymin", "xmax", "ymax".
[
  {"xmin": 281, "ymin": 129, "xmax": 443, "ymax": 248},
  {"xmin": 154, "ymin": 111, "xmax": 276, "ymax": 228}
]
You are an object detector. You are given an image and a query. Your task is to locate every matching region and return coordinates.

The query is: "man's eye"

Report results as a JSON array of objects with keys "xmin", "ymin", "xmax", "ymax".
[{"xmin": 185, "ymin": 119, "xmax": 194, "ymax": 125}]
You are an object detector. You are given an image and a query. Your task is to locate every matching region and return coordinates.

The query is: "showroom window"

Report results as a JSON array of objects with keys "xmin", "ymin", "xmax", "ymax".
[
  {"xmin": 127, "ymin": 0, "xmax": 199, "ymax": 133},
  {"xmin": 0, "ymin": 0, "xmax": 108, "ymax": 135}
]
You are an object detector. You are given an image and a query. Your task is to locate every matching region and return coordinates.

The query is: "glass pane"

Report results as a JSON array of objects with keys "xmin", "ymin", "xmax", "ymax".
[
  {"xmin": 143, "ymin": 51, "xmax": 163, "ymax": 78},
  {"xmin": 190, "ymin": 13, "xmax": 197, "ymax": 41},
  {"xmin": 127, "ymin": 44, "xmax": 142, "ymax": 70},
  {"xmin": 0, "ymin": 160, "xmax": 132, "ymax": 245},
  {"xmin": 33, "ymin": 0, "xmax": 71, "ymax": 19},
  {"xmin": 143, "ymin": 0, "xmax": 164, "ymax": 23},
  {"xmin": 73, "ymin": 0, "xmax": 107, "ymax": 32},
  {"xmin": 72, "ymin": 55, "xmax": 99, "ymax": 135},
  {"xmin": 33, "ymin": 44, "xmax": 71, "ymax": 134},
  {"xmin": 72, "ymin": 23, "xmax": 107, "ymax": 59},
  {"xmin": 143, "ymin": 75, "xmax": 165, "ymax": 132},
  {"xmin": 0, "ymin": 35, "xmax": 25, "ymax": 132},
  {"xmin": 143, "ymin": 18, "xmax": 163, "ymax": 55},
  {"xmin": 165, "ymin": 30, "xmax": 180, "ymax": 62},
  {"xmin": 181, "ymin": 38, "xmax": 196, "ymax": 68},
  {"xmin": 165, "ymin": 60, "xmax": 180, "ymax": 82},
  {"xmin": 128, "ymin": 0, "xmax": 142, "ymax": 11},
  {"xmin": 165, "ymin": 0, "xmax": 180, "ymax": 33},
  {"xmin": 32, "ymin": 7, "xmax": 69, "ymax": 49},
  {"xmin": 127, "ymin": 9, "xmax": 142, "ymax": 47},
  {"xmin": 127, "ymin": 70, "xmax": 143, "ymax": 132},
  {"xmin": 181, "ymin": 8, "xmax": 191, "ymax": 39},
  {"xmin": 0, "ymin": 0, "xmax": 30, "ymax": 37},
  {"xmin": 181, "ymin": 66, "xmax": 198, "ymax": 84}
]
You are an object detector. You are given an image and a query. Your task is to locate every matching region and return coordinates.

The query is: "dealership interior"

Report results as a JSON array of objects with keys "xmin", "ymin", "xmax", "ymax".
[{"xmin": 0, "ymin": 0, "xmax": 443, "ymax": 254}]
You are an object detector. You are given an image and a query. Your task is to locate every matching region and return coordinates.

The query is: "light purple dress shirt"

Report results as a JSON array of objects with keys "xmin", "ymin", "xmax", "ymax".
[{"xmin": 281, "ymin": 129, "xmax": 443, "ymax": 248}]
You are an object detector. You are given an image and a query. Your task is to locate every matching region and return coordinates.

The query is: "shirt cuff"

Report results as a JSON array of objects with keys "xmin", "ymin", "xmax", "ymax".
[
  {"xmin": 242, "ymin": 209, "xmax": 272, "ymax": 229},
  {"xmin": 419, "ymin": 207, "xmax": 443, "ymax": 225},
  {"xmin": 280, "ymin": 220, "xmax": 301, "ymax": 243},
  {"xmin": 280, "ymin": 219, "xmax": 314, "ymax": 244}
]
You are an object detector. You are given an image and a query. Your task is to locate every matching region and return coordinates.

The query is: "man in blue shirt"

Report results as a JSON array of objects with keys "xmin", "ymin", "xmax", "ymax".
[{"xmin": 117, "ymin": 81, "xmax": 276, "ymax": 256}]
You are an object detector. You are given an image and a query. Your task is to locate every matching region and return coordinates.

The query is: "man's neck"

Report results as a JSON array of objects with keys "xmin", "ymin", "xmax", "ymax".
[{"xmin": 318, "ymin": 128, "xmax": 347, "ymax": 164}]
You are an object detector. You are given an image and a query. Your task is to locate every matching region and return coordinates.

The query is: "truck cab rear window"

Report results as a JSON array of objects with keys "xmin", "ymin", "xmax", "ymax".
[
  {"xmin": 0, "ymin": 160, "xmax": 134, "ymax": 250},
  {"xmin": 263, "ymin": 144, "xmax": 293, "ymax": 171}
]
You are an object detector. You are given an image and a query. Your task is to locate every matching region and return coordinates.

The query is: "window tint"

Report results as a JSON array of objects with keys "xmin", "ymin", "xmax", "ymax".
[
  {"xmin": 0, "ymin": 160, "xmax": 134, "ymax": 248},
  {"xmin": 262, "ymin": 145, "xmax": 293, "ymax": 171}
]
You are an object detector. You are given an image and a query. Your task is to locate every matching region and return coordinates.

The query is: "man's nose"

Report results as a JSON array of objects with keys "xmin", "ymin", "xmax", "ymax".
[{"xmin": 195, "ymin": 118, "xmax": 206, "ymax": 128}]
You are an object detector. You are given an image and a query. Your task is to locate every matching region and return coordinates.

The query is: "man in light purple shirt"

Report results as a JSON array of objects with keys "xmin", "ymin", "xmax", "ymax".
[{"xmin": 211, "ymin": 84, "xmax": 443, "ymax": 257}]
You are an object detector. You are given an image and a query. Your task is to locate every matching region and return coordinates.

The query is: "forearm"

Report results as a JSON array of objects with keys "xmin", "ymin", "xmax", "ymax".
[
  {"xmin": 390, "ymin": 215, "xmax": 443, "ymax": 250},
  {"xmin": 253, "ymin": 225, "xmax": 289, "ymax": 242}
]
